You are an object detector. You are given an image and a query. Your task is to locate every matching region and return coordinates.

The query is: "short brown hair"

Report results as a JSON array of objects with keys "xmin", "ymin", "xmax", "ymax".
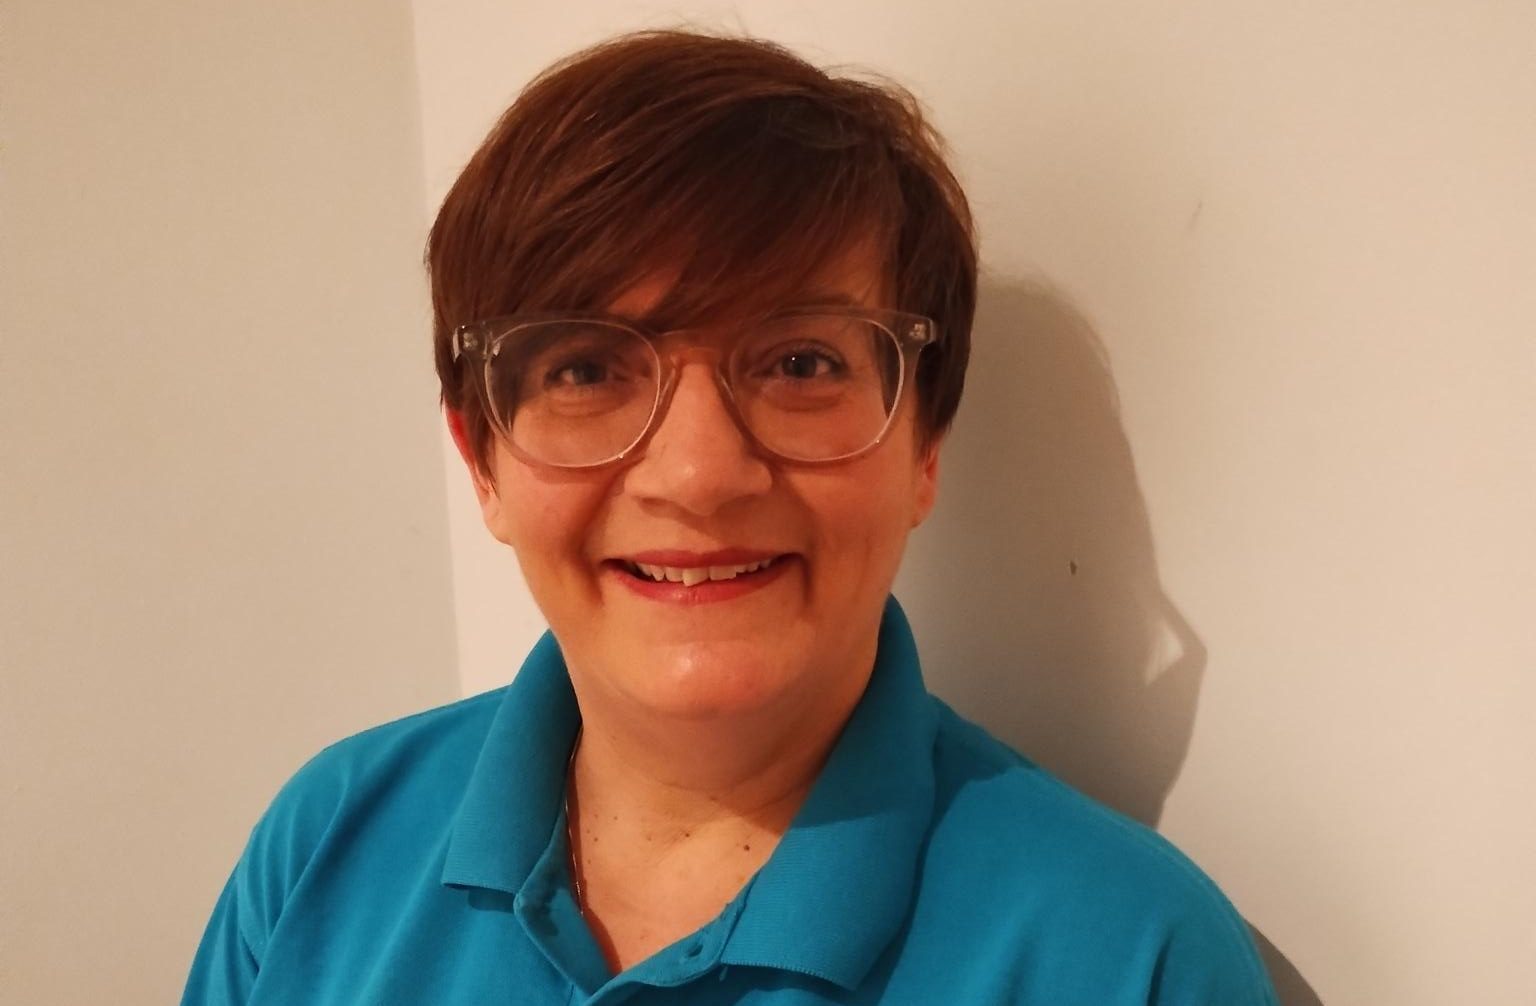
[{"xmin": 427, "ymin": 29, "xmax": 976, "ymax": 472}]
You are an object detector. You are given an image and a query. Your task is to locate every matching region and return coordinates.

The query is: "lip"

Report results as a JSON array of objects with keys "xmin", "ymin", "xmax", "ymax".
[{"xmin": 603, "ymin": 550, "xmax": 795, "ymax": 605}]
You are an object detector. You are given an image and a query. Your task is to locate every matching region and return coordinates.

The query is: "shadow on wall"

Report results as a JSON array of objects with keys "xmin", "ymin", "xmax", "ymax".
[
  {"xmin": 894, "ymin": 277, "xmax": 1323, "ymax": 1006},
  {"xmin": 897, "ymin": 276, "xmax": 1196, "ymax": 825}
]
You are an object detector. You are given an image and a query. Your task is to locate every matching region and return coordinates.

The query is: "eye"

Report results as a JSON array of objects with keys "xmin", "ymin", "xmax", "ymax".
[
  {"xmin": 760, "ymin": 344, "xmax": 845, "ymax": 381},
  {"xmin": 777, "ymin": 349, "xmax": 838, "ymax": 380},
  {"xmin": 546, "ymin": 358, "xmax": 612, "ymax": 388}
]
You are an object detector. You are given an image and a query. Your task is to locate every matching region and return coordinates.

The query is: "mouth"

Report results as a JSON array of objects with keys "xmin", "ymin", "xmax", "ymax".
[
  {"xmin": 604, "ymin": 550, "xmax": 794, "ymax": 602},
  {"xmin": 619, "ymin": 555, "xmax": 782, "ymax": 586}
]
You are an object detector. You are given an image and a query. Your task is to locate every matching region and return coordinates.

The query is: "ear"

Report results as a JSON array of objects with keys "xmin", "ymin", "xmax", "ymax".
[
  {"xmin": 911, "ymin": 436, "xmax": 942, "ymax": 528},
  {"xmin": 446, "ymin": 407, "xmax": 511, "ymax": 539}
]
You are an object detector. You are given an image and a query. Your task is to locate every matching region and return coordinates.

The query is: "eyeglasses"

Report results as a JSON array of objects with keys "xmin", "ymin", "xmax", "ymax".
[{"xmin": 451, "ymin": 307, "xmax": 938, "ymax": 469}]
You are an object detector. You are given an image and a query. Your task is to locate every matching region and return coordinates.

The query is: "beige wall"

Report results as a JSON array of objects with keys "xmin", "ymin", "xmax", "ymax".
[
  {"xmin": 7, "ymin": 3, "xmax": 1531, "ymax": 1004},
  {"xmin": 415, "ymin": 3, "xmax": 1536, "ymax": 1005},
  {"xmin": 2, "ymin": 2, "xmax": 457, "ymax": 1003}
]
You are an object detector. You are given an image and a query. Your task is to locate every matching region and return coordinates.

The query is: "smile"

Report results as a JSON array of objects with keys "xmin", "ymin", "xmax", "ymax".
[
  {"xmin": 606, "ymin": 550, "xmax": 793, "ymax": 604},
  {"xmin": 622, "ymin": 557, "xmax": 780, "ymax": 586}
]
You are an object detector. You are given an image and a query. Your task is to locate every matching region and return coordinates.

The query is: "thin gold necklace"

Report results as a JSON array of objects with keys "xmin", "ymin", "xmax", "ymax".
[{"xmin": 563, "ymin": 727, "xmax": 585, "ymax": 916}]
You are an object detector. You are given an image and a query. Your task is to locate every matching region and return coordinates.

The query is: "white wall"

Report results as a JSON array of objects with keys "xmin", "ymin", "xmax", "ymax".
[
  {"xmin": 2, "ymin": 3, "xmax": 457, "ymax": 1003},
  {"xmin": 7, "ymin": 4, "xmax": 1530, "ymax": 1004},
  {"xmin": 413, "ymin": 4, "xmax": 1536, "ymax": 1005}
]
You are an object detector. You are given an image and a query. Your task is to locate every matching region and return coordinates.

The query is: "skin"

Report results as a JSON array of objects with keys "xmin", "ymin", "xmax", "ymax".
[{"xmin": 448, "ymin": 243, "xmax": 941, "ymax": 971}]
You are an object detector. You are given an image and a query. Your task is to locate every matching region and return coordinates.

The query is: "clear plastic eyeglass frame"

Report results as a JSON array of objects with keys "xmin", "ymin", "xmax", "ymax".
[{"xmin": 450, "ymin": 306, "xmax": 940, "ymax": 470}]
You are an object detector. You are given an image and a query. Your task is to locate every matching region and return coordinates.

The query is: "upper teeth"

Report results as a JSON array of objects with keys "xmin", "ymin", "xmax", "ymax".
[{"xmin": 630, "ymin": 558, "xmax": 776, "ymax": 585}]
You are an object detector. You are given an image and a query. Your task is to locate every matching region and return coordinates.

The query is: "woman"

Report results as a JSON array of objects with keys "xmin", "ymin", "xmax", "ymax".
[{"xmin": 183, "ymin": 30, "xmax": 1277, "ymax": 1004}]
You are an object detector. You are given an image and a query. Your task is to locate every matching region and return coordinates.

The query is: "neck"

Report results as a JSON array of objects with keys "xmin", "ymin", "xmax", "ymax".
[
  {"xmin": 569, "ymin": 673, "xmax": 864, "ymax": 841},
  {"xmin": 561, "ymin": 641, "xmax": 877, "ymax": 972}
]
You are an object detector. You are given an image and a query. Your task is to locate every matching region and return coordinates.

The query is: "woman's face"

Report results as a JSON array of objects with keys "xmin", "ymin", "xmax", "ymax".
[{"xmin": 466, "ymin": 246, "xmax": 940, "ymax": 727}]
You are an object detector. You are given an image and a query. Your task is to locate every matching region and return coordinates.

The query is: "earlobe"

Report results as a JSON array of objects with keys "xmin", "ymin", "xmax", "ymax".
[
  {"xmin": 911, "ymin": 438, "xmax": 942, "ymax": 528},
  {"xmin": 445, "ymin": 407, "xmax": 498, "ymax": 509},
  {"xmin": 445, "ymin": 408, "xmax": 520, "ymax": 547}
]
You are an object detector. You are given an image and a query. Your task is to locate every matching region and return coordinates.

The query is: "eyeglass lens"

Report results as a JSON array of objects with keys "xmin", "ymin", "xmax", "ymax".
[{"xmin": 484, "ymin": 316, "xmax": 904, "ymax": 466}]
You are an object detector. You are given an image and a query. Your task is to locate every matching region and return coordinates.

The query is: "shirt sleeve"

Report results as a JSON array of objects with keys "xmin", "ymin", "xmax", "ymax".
[
  {"xmin": 1146, "ymin": 896, "xmax": 1280, "ymax": 1006},
  {"xmin": 179, "ymin": 736, "xmax": 357, "ymax": 1004},
  {"xmin": 180, "ymin": 867, "xmax": 260, "ymax": 1006}
]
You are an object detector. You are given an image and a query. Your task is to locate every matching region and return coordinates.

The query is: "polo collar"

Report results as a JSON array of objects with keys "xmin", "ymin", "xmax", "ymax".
[
  {"xmin": 720, "ymin": 596, "xmax": 938, "ymax": 989},
  {"xmin": 440, "ymin": 597, "xmax": 939, "ymax": 993},
  {"xmin": 441, "ymin": 629, "xmax": 579, "ymax": 893}
]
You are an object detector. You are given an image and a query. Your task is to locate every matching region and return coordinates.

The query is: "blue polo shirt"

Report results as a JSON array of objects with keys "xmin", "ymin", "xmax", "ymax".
[{"xmin": 183, "ymin": 598, "xmax": 1277, "ymax": 1004}]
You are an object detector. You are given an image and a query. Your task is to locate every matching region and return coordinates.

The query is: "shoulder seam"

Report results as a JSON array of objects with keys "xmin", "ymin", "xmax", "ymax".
[
  {"xmin": 931, "ymin": 699, "xmax": 1271, "ymax": 999},
  {"xmin": 1028, "ymin": 770, "xmax": 1273, "ymax": 998}
]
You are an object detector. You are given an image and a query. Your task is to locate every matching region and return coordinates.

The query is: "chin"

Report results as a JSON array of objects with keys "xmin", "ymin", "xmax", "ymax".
[{"xmin": 625, "ymin": 640, "xmax": 805, "ymax": 721}]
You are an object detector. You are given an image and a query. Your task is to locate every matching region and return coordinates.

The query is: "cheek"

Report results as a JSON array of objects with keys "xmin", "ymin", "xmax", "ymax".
[
  {"xmin": 489, "ymin": 454, "xmax": 614, "ymax": 578},
  {"xmin": 801, "ymin": 456, "xmax": 920, "ymax": 581}
]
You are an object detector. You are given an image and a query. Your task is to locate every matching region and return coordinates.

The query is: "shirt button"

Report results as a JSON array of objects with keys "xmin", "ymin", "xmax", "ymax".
[{"xmin": 685, "ymin": 943, "xmax": 703, "ymax": 958}]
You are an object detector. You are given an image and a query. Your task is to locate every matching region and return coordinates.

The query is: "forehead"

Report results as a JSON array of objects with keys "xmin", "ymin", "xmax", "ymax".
[{"xmin": 603, "ymin": 237, "xmax": 893, "ymax": 329}]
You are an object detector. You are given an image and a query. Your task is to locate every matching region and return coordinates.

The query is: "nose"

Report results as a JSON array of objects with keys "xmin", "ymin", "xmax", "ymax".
[{"xmin": 622, "ymin": 360, "xmax": 773, "ymax": 516}]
